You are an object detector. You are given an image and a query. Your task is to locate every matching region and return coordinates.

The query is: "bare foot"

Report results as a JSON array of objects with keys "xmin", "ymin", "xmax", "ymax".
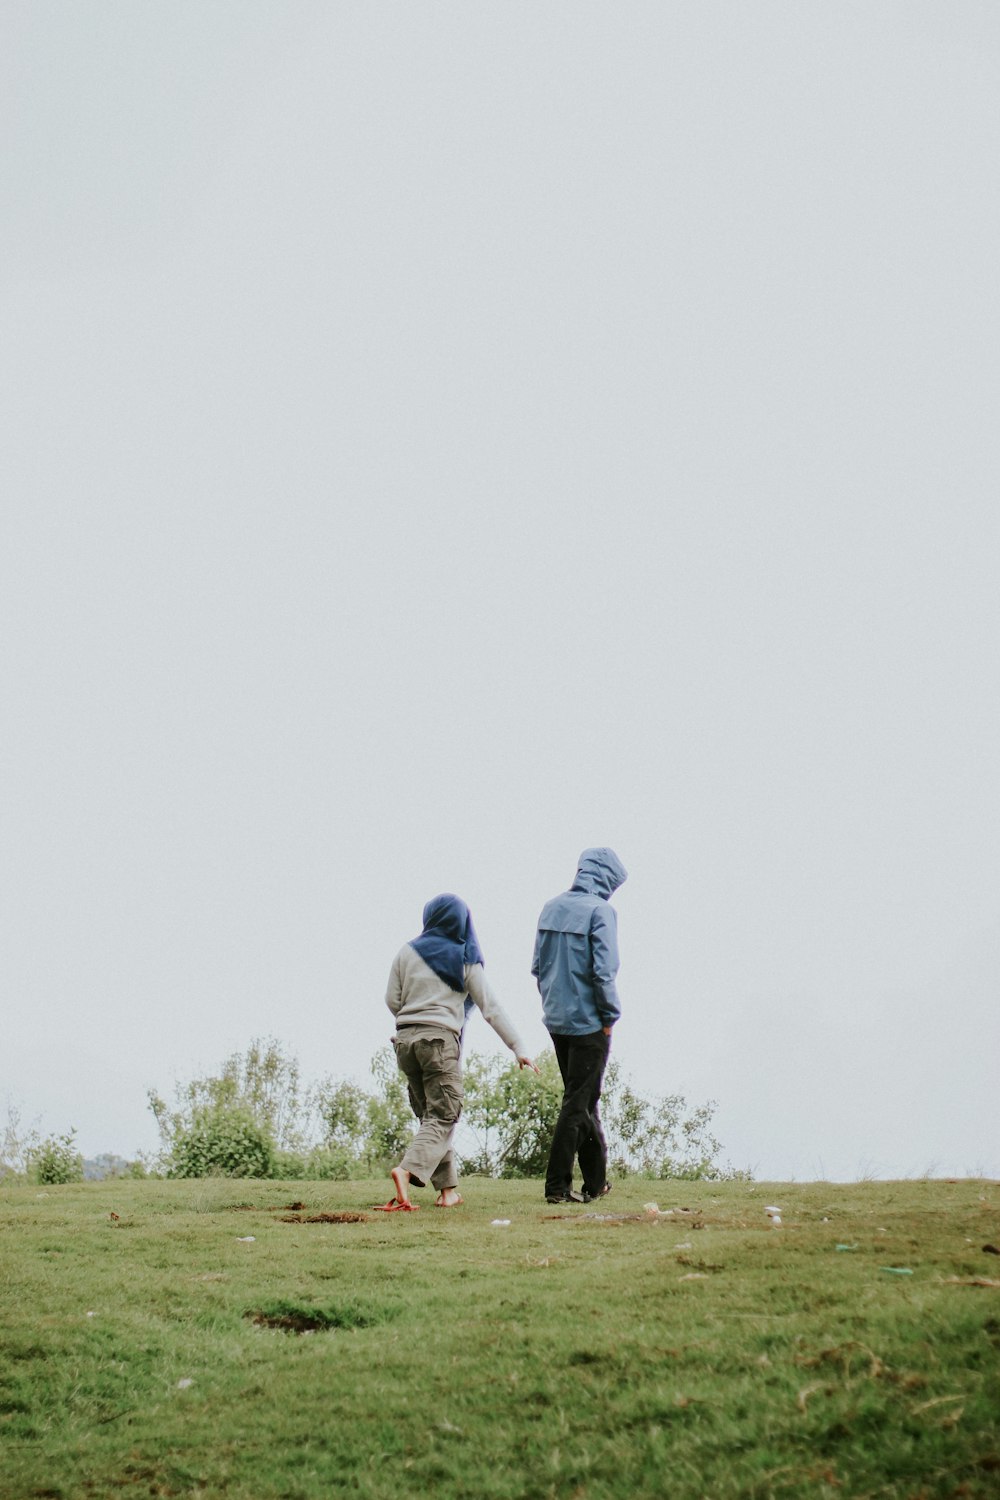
[
  {"xmin": 435, "ymin": 1188, "xmax": 463, "ymax": 1208},
  {"xmin": 390, "ymin": 1166, "xmax": 412, "ymax": 1207}
]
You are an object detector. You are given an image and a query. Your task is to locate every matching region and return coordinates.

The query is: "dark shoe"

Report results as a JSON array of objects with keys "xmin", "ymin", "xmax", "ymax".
[
  {"xmin": 582, "ymin": 1182, "xmax": 612, "ymax": 1203},
  {"xmin": 545, "ymin": 1190, "xmax": 584, "ymax": 1204}
]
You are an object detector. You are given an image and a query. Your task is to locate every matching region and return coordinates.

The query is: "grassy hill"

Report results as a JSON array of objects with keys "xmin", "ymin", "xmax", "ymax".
[{"xmin": 1, "ymin": 1177, "xmax": 998, "ymax": 1499}]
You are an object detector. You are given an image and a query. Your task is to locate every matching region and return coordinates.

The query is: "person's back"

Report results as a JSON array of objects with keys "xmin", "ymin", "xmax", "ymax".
[
  {"xmin": 533, "ymin": 847, "xmax": 627, "ymax": 1204},
  {"xmin": 532, "ymin": 847, "xmax": 628, "ymax": 1035}
]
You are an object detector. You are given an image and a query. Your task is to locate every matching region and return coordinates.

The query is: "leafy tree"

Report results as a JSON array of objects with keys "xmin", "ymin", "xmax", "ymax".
[
  {"xmin": 312, "ymin": 1048, "xmax": 413, "ymax": 1173},
  {"xmin": 164, "ymin": 1037, "xmax": 307, "ymax": 1151},
  {"xmin": 460, "ymin": 1051, "xmax": 745, "ymax": 1182},
  {"xmin": 149, "ymin": 1037, "xmax": 314, "ymax": 1177},
  {"xmin": 600, "ymin": 1061, "xmax": 740, "ymax": 1179},
  {"xmin": 1, "ymin": 1103, "xmax": 41, "ymax": 1179}
]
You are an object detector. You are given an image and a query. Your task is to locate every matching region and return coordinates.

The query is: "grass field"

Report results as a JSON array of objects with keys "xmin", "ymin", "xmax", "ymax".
[{"xmin": 1, "ymin": 1176, "xmax": 998, "ymax": 1499}]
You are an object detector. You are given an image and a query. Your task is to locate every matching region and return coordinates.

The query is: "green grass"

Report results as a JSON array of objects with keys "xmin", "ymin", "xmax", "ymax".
[{"xmin": 1, "ymin": 1177, "xmax": 998, "ymax": 1499}]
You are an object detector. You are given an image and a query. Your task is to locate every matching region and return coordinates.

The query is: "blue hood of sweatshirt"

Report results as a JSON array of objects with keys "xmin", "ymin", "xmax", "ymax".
[{"xmin": 571, "ymin": 847, "xmax": 628, "ymax": 899}]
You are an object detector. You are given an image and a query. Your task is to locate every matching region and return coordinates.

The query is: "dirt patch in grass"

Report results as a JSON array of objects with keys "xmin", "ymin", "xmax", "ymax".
[
  {"xmin": 277, "ymin": 1211, "xmax": 369, "ymax": 1224},
  {"xmin": 247, "ymin": 1309, "xmax": 339, "ymax": 1334},
  {"xmin": 229, "ymin": 1200, "xmax": 308, "ymax": 1212},
  {"xmin": 245, "ymin": 1298, "xmax": 392, "ymax": 1333}
]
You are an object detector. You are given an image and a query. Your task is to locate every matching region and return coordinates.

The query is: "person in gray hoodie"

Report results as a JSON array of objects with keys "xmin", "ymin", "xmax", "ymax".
[
  {"xmin": 532, "ymin": 847, "xmax": 628, "ymax": 1204},
  {"xmin": 379, "ymin": 893, "xmax": 537, "ymax": 1211}
]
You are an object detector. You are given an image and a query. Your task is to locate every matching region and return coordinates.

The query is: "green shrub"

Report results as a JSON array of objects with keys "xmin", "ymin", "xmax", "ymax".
[
  {"xmin": 461, "ymin": 1052, "xmax": 563, "ymax": 1176},
  {"xmin": 30, "ymin": 1130, "xmax": 84, "ymax": 1185},
  {"xmin": 168, "ymin": 1105, "xmax": 275, "ymax": 1179}
]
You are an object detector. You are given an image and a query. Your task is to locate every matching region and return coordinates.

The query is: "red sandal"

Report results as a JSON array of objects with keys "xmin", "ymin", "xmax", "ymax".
[{"xmin": 372, "ymin": 1198, "xmax": 419, "ymax": 1212}]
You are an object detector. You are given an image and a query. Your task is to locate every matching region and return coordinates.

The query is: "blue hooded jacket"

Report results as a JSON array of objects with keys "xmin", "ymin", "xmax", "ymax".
[{"xmin": 531, "ymin": 847, "xmax": 628, "ymax": 1035}]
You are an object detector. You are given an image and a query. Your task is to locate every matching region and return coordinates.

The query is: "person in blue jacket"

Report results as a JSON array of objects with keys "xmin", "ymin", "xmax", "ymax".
[{"xmin": 532, "ymin": 847, "xmax": 628, "ymax": 1205}]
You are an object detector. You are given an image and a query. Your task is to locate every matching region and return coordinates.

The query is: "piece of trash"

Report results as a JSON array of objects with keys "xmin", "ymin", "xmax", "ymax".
[
  {"xmin": 176, "ymin": 1378, "xmax": 194, "ymax": 1390},
  {"xmin": 769, "ymin": 1215, "xmax": 782, "ymax": 1226},
  {"xmin": 678, "ymin": 1272, "xmax": 708, "ymax": 1281},
  {"xmin": 437, "ymin": 1419, "xmax": 463, "ymax": 1435},
  {"xmin": 674, "ymin": 1241, "xmax": 692, "ymax": 1250},
  {"xmin": 821, "ymin": 1217, "xmax": 831, "ymax": 1224},
  {"xmin": 764, "ymin": 1206, "xmax": 781, "ymax": 1215},
  {"xmin": 235, "ymin": 1235, "xmax": 256, "ymax": 1243},
  {"xmin": 490, "ymin": 1219, "xmax": 511, "ymax": 1227},
  {"xmin": 86, "ymin": 1311, "xmax": 96, "ymax": 1318},
  {"xmin": 835, "ymin": 1244, "xmax": 860, "ymax": 1252},
  {"xmin": 881, "ymin": 1267, "xmax": 914, "ymax": 1275},
  {"xmin": 983, "ymin": 1244, "xmax": 1000, "ymax": 1256},
  {"xmin": 643, "ymin": 1202, "xmax": 673, "ymax": 1217},
  {"xmin": 109, "ymin": 1212, "xmax": 120, "ymax": 1222}
]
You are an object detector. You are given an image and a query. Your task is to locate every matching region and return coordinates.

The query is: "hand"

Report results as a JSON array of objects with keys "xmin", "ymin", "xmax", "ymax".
[
  {"xmin": 517, "ymin": 1055, "xmax": 540, "ymax": 1073},
  {"xmin": 602, "ymin": 1027, "xmax": 612, "ymax": 1036}
]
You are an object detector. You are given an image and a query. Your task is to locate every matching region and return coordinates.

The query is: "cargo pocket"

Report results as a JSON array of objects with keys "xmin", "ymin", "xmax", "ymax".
[{"xmin": 421, "ymin": 1039, "xmax": 463, "ymax": 1125}]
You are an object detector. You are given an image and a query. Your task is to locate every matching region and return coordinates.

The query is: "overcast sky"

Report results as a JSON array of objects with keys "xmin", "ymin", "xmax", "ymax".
[{"xmin": 3, "ymin": 2, "xmax": 998, "ymax": 1182}]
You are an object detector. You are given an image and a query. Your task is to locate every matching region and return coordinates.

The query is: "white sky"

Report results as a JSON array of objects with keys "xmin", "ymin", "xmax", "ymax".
[{"xmin": 2, "ymin": 2, "xmax": 998, "ymax": 1182}]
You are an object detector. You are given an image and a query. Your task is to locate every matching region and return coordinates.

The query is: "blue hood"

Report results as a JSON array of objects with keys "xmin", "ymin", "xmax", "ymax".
[
  {"xmin": 571, "ymin": 847, "xmax": 628, "ymax": 900},
  {"xmin": 410, "ymin": 893, "xmax": 485, "ymax": 993}
]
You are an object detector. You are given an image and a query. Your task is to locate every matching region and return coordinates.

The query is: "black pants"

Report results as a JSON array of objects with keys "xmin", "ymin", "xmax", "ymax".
[{"xmin": 545, "ymin": 1029, "xmax": 610, "ymax": 1198}]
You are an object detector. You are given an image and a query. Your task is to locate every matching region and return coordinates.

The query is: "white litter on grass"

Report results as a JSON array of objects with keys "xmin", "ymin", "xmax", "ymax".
[
  {"xmin": 764, "ymin": 1206, "xmax": 781, "ymax": 1215},
  {"xmin": 86, "ymin": 1311, "xmax": 96, "ymax": 1318},
  {"xmin": 490, "ymin": 1219, "xmax": 511, "ymax": 1227},
  {"xmin": 765, "ymin": 1206, "xmax": 782, "ymax": 1226},
  {"xmin": 176, "ymin": 1378, "xmax": 194, "ymax": 1390},
  {"xmin": 674, "ymin": 1242, "xmax": 692, "ymax": 1251},
  {"xmin": 235, "ymin": 1235, "xmax": 256, "ymax": 1243},
  {"xmin": 643, "ymin": 1203, "xmax": 674, "ymax": 1217}
]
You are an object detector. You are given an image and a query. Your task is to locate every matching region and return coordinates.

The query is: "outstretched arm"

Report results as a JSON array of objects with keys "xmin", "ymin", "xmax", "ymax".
[{"xmin": 465, "ymin": 964, "xmax": 537, "ymax": 1070}]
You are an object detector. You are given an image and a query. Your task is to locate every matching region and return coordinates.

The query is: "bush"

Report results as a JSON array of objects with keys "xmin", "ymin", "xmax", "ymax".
[
  {"xmin": 167, "ymin": 1105, "xmax": 275, "ymax": 1179},
  {"xmin": 312, "ymin": 1048, "xmax": 413, "ymax": 1174},
  {"xmin": 30, "ymin": 1130, "xmax": 84, "ymax": 1186},
  {"xmin": 150, "ymin": 1038, "xmax": 746, "ymax": 1183},
  {"xmin": 272, "ymin": 1145, "xmax": 354, "ymax": 1181},
  {"xmin": 460, "ymin": 1051, "xmax": 746, "ymax": 1182},
  {"xmin": 461, "ymin": 1052, "xmax": 563, "ymax": 1177}
]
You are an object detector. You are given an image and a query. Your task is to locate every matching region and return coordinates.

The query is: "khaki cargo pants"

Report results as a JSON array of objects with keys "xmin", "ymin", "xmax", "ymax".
[{"xmin": 392, "ymin": 1025, "xmax": 463, "ymax": 1191}]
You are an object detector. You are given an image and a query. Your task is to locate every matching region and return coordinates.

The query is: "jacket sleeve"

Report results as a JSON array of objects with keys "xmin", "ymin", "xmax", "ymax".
[
  {"xmin": 385, "ymin": 952, "xmax": 403, "ymax": 1018},
  {"xmin": 465, "ymin": 964, "xmax": 526, "ymax": 1055},
  {"xmin": 589, "ymin": 905, "xmax": 621, "ymax": 1026},
  {"xmin": 530, "ymin": 927, "xmax": 541, "ymax": 986}
]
